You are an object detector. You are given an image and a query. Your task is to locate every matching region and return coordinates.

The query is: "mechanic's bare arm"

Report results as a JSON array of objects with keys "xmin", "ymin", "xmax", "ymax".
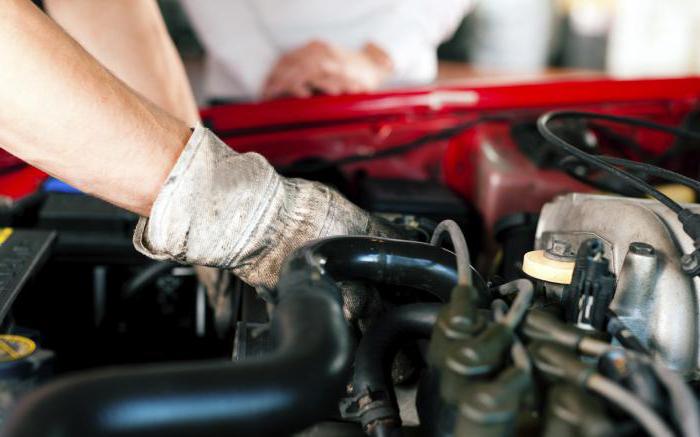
[
  {"xmin": 41, "ymin": 0, "xmax": 233, "ymax": 299},
  {"xmin": 0, "ymin": 0, "xmax": 190, "ymax": 216},
  {"xmin": 44, "ymin": 0, "xmax": 199, "ymax": 125},
  {"xmin": 0, "ymin": 0, "xmax": 397, "ymax": 289}
]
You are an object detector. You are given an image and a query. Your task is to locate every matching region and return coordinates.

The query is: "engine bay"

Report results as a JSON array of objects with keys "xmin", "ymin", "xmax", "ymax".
[{"xmin": 1, "ymin": 77, "xmax": 700, "ymax": 436}]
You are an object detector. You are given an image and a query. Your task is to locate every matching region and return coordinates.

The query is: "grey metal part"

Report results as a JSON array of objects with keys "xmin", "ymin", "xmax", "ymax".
[{"xmin": 535, "ymin": 193, "xmax": 700, "ymax": 374}]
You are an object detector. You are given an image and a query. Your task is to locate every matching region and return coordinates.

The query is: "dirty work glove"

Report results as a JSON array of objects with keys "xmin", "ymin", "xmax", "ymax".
[{"xmin": 133, "ymin": 125, "xmax": 398, "ymax": 291}]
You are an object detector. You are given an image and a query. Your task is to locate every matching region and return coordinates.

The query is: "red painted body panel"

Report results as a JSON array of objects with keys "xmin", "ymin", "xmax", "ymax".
[
  {"xmin": 203, "ymin": 77, "xmax": 700, "ymax": 213},
  {"xmin": 0, "ymin": 166, "xmax": 47, "ymax": 202},
  {"xmin": 202, "ymin": 77, "xmax": 700, "ymax": 131},
  {"xmin": 2, "ymin": 76, "xmax": 699, "ymax": 207}
]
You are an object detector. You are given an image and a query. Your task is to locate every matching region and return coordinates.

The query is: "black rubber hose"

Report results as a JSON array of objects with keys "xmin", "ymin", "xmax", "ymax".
[
  {"xmin": 122, "ymin": 261, "xmax": 178, "ymax": 299},
  {"xmin": 353, "ymin": 303, "xmax": 441, "ymax": 395},
  {"xmin": 371, "ymin": 424, "xmax": 404, "ymax": 437},
  {"xmin": 351, "ymin": 303, "xmax": 442, "ymax": 434},
  {"xmin": 3, "ymin": 254, "xmax": 352, "ymax": 437},
  {"xmin": 3, "ymin": 236, "xmax": 461, "ymax": 437},
  {"xmin": 282, "ymin": 236, "xmax": 462, "ymax": 304}
]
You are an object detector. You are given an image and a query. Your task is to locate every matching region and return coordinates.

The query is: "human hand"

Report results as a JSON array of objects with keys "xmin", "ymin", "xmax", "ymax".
[
  {"xmin": 262, "ymin": 41, "xmax": 393, "ymax": 99},
  {"xmin": 134, "ymin": 125, "xmax": 401, "ymax": 290}
]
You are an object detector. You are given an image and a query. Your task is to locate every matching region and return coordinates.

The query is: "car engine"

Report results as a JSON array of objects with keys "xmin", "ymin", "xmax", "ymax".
[{"xmin": 0, "ymin": 78, "xmax": 699, "ymax": 436}]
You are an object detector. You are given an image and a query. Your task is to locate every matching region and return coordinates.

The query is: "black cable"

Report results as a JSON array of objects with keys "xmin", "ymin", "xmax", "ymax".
[
  {"xmin": 282, "ymin": 114, "xmax": 511, "ymax": 173},
  {"xmin": 548, "ymin": 111, "xmax": 700, "ymax": 141},
  {"xmin": 560, "ymin": 155, "xmax": 700, "ymax": 194},
  {"xmin": 653, "ymin": 107, "xmax": 700, "ymax": 165},
  {"xmin": 558, "ymin": 156, "xmax": 646, "ymax": 197},
  {"xmin": 539, "ymin": 110, "xmax": 700, "ymax": 275},
  {"xmin": 589, "ymin": 123, "xmax": 655, "ymax": 161},
  {"xmin": 122, "ymin": 261, "xmax": 177, "ymax": 299},
  {"xmin": 538, "ymin": 111, "xmax": 689, "ymax": 215},
  {"xmin": 600, "ymin": 156, "xmax": 700, "ymax": 193},
  {"xmin": 606, "ymin": 311, "xmax": 649, "ymax": 355}
]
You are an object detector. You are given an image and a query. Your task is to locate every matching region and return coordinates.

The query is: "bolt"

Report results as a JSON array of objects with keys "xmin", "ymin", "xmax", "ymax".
[
  {"xmin": 544, "ymin": 240, "xmax": 575, "ymax": 261},
  {"xmin": 629, "ymin": 242, "xmax": 655, "ymax": 256},
  {"xmin": 682, "ymin": 253, "xmax": 698, "ymax": 272},
  {"xmin": 551, "ymin": 240, "xmax": 572, "ymax": 256}
]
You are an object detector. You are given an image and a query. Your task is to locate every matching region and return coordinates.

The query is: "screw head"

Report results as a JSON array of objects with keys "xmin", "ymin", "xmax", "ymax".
[
  {"xmin": 682, "ymin": 254, "xmax": 696, "ymax": 268},
  {"xmin": 544, "ymin": 240, "xmax": 575, "ymax": 261},
  {"xmin": 681, "ymin": 252, "xmax": 700, "ymax": 276},
  {"xmin": 552, "ymin": 240, "xmax": 574, "ymax": 255}
]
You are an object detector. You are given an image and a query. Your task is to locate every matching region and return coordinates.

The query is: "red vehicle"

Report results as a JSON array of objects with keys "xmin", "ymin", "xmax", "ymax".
[
  {"xmin": 2, "ymin": 76, "xmax": 700, "ymax": 437},
  {"xmin": 4, "ymin": 76, "xmax": 699, "ymax": 207}
]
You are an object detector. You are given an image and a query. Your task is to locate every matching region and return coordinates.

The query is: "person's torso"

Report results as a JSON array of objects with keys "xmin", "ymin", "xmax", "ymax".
[
  {"xmin": 182, "ymin": 0, "xmax": 400, "ymax": 100},
  {"xmin": 251, "ymin": 0, "xmax": 394, "ymax": 50}
]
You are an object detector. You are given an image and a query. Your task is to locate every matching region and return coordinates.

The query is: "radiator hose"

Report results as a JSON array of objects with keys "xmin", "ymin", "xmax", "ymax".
[
  {"xmin": 3, "ymin": 236, "xmax": 459, "ymax": 437},
  {"xmin": 350, "ymin": 303, "xmax": 442, "ymax": 436}
]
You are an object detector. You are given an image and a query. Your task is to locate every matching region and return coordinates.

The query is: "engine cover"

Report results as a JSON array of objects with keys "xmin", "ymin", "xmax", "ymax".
[{"xmin": 535, "ymin": 193, "xmax": 700, "ymax": 375}]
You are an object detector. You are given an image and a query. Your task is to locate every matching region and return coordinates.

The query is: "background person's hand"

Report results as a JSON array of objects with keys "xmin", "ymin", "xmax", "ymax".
[{"xmin": 262, "ymin": 41, "xmax": 393, "ymax": 99}]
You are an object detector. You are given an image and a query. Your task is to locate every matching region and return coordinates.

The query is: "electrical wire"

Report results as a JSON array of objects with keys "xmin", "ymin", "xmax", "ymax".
[
  {"xmin": 577, "ymin": 332, "xmax": 699, "ymax": 437},
  {"xmin": 628, "ymin": 351, "xmax": 699, "ymax": 437},
  {"xmin": 538, "ymin": 111, "xmax": 687, "ymax": 215},
  {"xmin": 430, "ymin": 219, "xmax": 472, "ymax": 286},
  {"xmin": 282, "ymin": 114, "xmax": 511, "ymax": 173},
  {"xmin": 491, "ymin": 299, "xmax": 508, "ymax": 321},
  {"xmin": 510, "ymin": 340, "xmax": 532, "ymax": 373},
  {"xmin": 600, "ymin": 156, "xmax": 700, "ymax": 193},
  {"xmin": 590, "ymin": 123, "xmax": 655, "ymax": 161},
  {"xmin": 650, "ymin": 361, "xmax": 700, "ymax": 437},
  {"xmin": 606, "ymin": 311, "xmax": 649, "ymax": 354},
  {"xmin": 559, "ymin": 157, "xmax": 645, "ymax": 196},
  {"xmin": 491, "ymin": 299, "xmax": 531, "ymax": 372},
  {"xmin": 526, "ymin": 307, "xmax": 696, "ymax": 436},
  {"xmin": 586, "ymin": 374, "xmax": 675, "ymax": 437},
  {"xmin": 560, "ymin": 155, "xmax": 700, "ymax": 194},
  {"xmin": 498, "ymin": 279, "xmax": 534, "ymax": 329},
  {"xmin": 540, "ymin": 110, "xmax": 700, "ymax": 272},
  {"xmin": 549, "ymin": 111, "xmax": 700, "ymax": 141}
]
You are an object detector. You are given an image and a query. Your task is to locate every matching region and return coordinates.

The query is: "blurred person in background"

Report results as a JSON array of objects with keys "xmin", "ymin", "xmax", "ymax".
[
  {"xmin": 466, "ymin": 0, "xmax": 557, "ymax": 72},
  {"xmin": 178, "ymin": 0, "xmax": 474, "ymax": 101},
  {"xmin": 557, "ymin": 0, "xmax": 700, "ymax": 77},
  {"xmin": 606, "ymin": 0, "xmax": 700, "ymax": 77}
]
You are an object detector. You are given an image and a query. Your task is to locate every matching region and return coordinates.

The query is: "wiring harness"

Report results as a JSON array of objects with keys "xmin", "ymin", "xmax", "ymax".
[{"xmin": 537, "ymin": 110, "xmax": 700, "ymax": 276}]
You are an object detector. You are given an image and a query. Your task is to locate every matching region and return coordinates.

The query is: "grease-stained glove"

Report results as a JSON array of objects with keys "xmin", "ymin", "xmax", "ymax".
[{"xmin": 133, "ymin": 125, "xmax": 397, "ymax": 291}]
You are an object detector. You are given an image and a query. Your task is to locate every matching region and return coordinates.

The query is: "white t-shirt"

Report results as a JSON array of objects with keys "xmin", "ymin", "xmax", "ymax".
[
  {"xmin": 607, "ymin": 0, "xmax": 700, "ymax": 77},
  {"xmin": 180, "ymin": 0, "xmax": 473, "ymax": 100}
]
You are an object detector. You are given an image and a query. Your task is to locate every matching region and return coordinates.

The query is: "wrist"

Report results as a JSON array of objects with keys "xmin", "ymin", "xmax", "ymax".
[{"xmin": 137, "ymin": 121, "xmax": 191, "ymax": 217}]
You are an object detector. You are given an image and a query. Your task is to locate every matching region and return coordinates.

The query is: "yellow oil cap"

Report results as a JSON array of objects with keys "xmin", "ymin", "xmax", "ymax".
[
  {"xmin": 522, "ymin": 250, "xmax": 575, "ymax": 285},
  {"xmin": 0, "ymin": 335, "xmax": 36, "ymax": 362}
]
